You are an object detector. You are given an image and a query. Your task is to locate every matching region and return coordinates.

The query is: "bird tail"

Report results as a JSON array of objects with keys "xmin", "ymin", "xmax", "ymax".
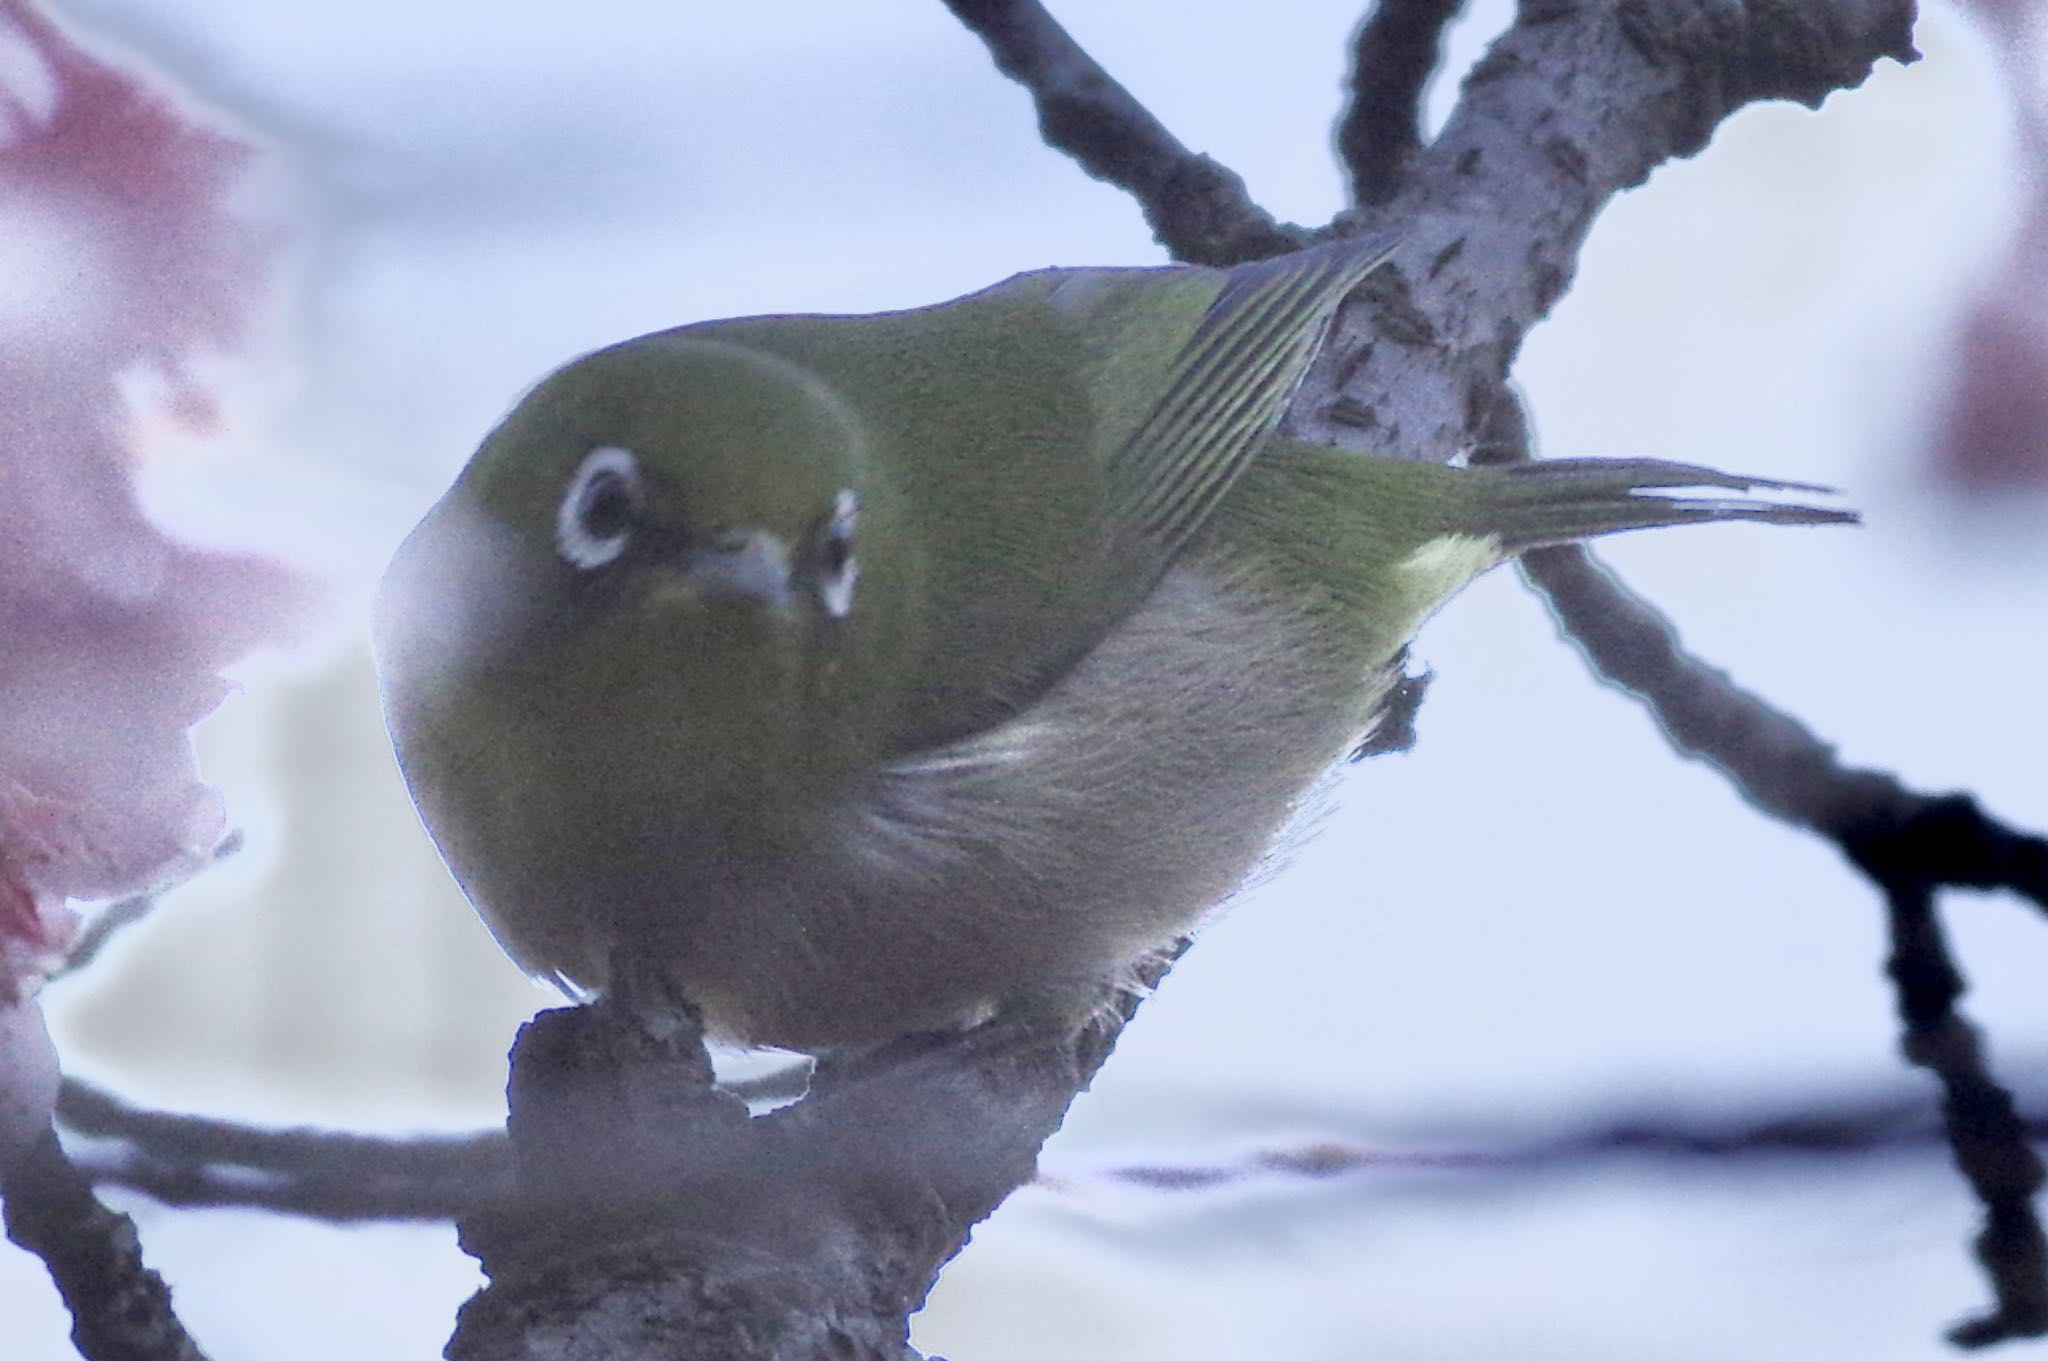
[{"xmin": 1444, "ymin": 457, "xmax": 1857, "ymax": 553}]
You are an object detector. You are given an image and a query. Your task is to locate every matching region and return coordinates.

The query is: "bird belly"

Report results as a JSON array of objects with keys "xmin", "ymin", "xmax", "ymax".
[
  {"xmin": 668, "ymin": 557, "xmax": 1396, "ymax": 1049},
  {"xmin": 398, "ymin": 558, "xmax": 1397, "ymax": 1051}
]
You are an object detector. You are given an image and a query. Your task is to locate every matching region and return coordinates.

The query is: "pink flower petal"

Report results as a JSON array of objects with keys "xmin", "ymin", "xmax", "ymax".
[{"xmin": 1, "ymin": 0, "xmax": 317, "ymax": 997}]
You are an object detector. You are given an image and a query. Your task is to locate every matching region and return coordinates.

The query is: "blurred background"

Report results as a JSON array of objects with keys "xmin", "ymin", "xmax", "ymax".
[{"xmin": 3, "ymin": 1, "xmax": 2045, "ymax": 1357}]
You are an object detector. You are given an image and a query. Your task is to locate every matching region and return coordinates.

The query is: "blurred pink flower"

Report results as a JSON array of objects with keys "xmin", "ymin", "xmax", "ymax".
[
  {"xmin": 1934, "ymin": 0, "xmax": 2048, "ymax": 491},
  {"xmin": 0, "ymin": 0, "xmax": 314, "ymax": 1021}
]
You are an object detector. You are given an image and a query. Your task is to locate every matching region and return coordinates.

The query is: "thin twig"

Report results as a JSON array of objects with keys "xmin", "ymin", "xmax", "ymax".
[
  {"xmin": 1337, "ymin": 0, "xmax": 1466, "ymax": 204},
  {"xmin": 1478, "ymin": 385, "xmax": 2048, "ymax": 1347},
  {"xmin": 54, "ymin": 1066, "xmax": 2048, "ymax": 1222},
  {"xmin": 67, "ymin": 1144, "xmax": 496, "ymax": 1223},
  {"xmin": 57, "ymin": 1078, "xmax": 507, "ymax": 1223},
  {"xmin": 53, "ymin": 833, "xmax": 243, "ymax": 983},
  {"xmin": 3, "ymin": 1128, "xmax": 210, "ymax": 1361},
  {"xmin": 57, "ymin": 1079, "xmax": 503, "ymax": 1175},
  {"xmin": 1069, "ymin": 1092, "xmax": 2048, "ymax": 1196},
  {"xmin": 939, "ymin": 0, "xmax": 1304, "ymax": 264}
]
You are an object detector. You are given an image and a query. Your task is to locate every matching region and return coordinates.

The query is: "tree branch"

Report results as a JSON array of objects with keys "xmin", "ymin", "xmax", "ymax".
[
  {"xmin": 1476, "ymin": 378, "xmax": 2047, "ymax": 1347},
  {"xmin": 1509, "ymin": 536, "xmax": 2048, "ymax": 915},
  {"xmin": 1287, "ymin": 0, "xmax": 1917, "ymax": 457},
  {"xmin": 1337, "ymin": 0, "xmax": 1466, "ymax": 205},
  {"xmin": 1878, "ymin": 892, "xmax": 2048, "ymax": 1348},
  {"xmin": 1077, "ymin": 1090, "xmax": 2048, "ymax": 1194},
  {"xmin": 3, "ymin": 1128, "xmax": 210, "ymax": 1361},
  {"xmin": 444, "ymin": 960, "xmax": 1163, "ymax": 1361},
  {"xmin": 56, "ymin": 1079, "xmax": 506, "ymax": 1223},
  {"xmin": 939, "ymin": 0, "xmax": 1305, "ymax": 263},
  {"xmin": 51, "ymin": 834, "xmax": 242, "ymax": 985},
  {"xmin": 58, "ymin": 1064, "xmax": 2048, "ymax": 1222}
]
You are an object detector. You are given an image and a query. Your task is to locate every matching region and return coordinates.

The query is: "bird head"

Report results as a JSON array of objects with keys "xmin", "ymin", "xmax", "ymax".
[{"xmin": 376, "ymin": 333, "xmax": 905, "ymax": 832}]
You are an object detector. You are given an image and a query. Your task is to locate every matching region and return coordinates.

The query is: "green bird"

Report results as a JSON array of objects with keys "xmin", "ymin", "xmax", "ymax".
[{"xmin": 375, "ymin": 233, "xmax": 1848, "ymax": 1052}]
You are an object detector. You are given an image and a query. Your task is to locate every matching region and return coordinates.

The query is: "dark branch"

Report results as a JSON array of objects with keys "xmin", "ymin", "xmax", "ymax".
[
  {"xmin": 3, "ymin": 1128, "xmax": 210, "ymax": 1361},
  {"xmin": 62, "ymin": 1148, "xmax": 494, "ymax": 1224},
  {"xmin": 1337, "ymin": 0, "xmax": 1466, "ymax": 205},
  {"xmin": 939, "ymin": 0, "xmax": 1304, "ymax": 264},
  {"xmin": 57, "ymin": 1062, "xmax": 2048, "ymax": 1222},
  {"xmin": 57, "ymin": 1079, "xmax": 501, "ymax": 1177},
  {"xmin": 1512, "ymin": 538, "xmax": 2048, "ymax": 911},
  {"xmin": 1879, "ymin": 893, "xmax": 2048, "ymax": 1349},
  {"xmin": 56, "ymin": 1079, "xmax": 507, "ymax": 1223},
  {"xmin": 1086, "ymin": 1089, "xmax": 2048, "ymax": 1194},
  {"xmin": 1490, "ymin": 412, "xmax": 2048, "ymax": 1346}
]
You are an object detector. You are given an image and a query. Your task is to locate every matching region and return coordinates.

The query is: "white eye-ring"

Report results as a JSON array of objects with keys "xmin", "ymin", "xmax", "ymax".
[
  {"xmin": 818, "ymin": 488, "xmax": 858, "ymax": 619},
  {"xmin": 556, "ymin": 446, "xmax": 641, "ymax": 571}
]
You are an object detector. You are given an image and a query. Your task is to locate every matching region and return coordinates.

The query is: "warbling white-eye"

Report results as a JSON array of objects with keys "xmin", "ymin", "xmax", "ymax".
[{"xmin": 375, "ymin": 233, "xmax": 1849, "ymax": 1051}]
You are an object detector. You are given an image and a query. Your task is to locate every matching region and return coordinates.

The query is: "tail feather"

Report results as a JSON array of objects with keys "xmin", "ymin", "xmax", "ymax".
[{"xmin": 1452, "ymin": 457, "xmax": 1857, "ymax": 553}]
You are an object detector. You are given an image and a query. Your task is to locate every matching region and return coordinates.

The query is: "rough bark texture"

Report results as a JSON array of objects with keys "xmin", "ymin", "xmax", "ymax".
[
  {"xmin": 1286, "ymin": 0, "xmax": 1917, "ymax": 461},
  {"xmin": 2, "ymin": 1130, "xmax": 210, "ymax": 1361},
  {"xmin": 446, "ymin": 968, "xmax": 1154, "ymax": 1360}
]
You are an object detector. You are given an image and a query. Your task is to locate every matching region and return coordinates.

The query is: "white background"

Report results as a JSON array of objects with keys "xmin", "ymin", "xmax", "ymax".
[{"xmin": 4, "ymin": 1, "xmax": 2046, "ymax": 1358}]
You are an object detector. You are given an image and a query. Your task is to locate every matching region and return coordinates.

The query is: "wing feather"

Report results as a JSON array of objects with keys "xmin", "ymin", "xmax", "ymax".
[{"xmin": 1108, "ymin": 230, "xmax": 1400, "ymax": 565}]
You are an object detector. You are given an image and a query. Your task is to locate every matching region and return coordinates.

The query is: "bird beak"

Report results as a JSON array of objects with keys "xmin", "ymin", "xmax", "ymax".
[{"xmin": 658, "ymin": 530, "xmax": 793, "ymax": 611}]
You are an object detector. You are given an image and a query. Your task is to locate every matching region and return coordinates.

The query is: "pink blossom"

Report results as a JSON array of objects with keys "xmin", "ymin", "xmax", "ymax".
[{"xmin": 0, "ymin": 1, "xmax": 313, "ymax": 1018}]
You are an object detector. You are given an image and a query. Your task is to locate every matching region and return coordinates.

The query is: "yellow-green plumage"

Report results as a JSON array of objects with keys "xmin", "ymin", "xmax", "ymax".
[{"xmin": 375, "ymin": 233, "xmax": 1849, "ymax": 1049}]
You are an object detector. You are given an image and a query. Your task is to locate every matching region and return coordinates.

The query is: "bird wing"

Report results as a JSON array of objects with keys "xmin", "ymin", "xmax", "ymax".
[{"xmin": 1095, "ymin": 230, "xmax": 1399, "ymax": 576}]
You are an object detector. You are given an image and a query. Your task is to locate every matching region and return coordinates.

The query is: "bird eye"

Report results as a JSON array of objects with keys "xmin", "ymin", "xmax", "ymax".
[
  {"xmin": 818, "ymin": 488, "xmax": 858, "ymax": 619},
  {"xmin": 556, "ymin": 446, "xmax": 641, "ymax": 571}
]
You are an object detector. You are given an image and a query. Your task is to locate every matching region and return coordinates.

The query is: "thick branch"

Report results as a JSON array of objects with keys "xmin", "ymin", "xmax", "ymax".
[
  {"xmin": 3, "ymin": 1128, "xmax": 209, "ymax": 1361},
  {"xmin": 445, "ymin": 957, "xmax": 1161, "ymax": 1361},
  {"xmin": 939, "ymin": 0, "xmax": 1304, "ymax": 263},
  {"xmin": 1288, "ymin": 0, "xmax": 1917, "ymax": 456},
  {"xmin": 1338, "ymin": 0, "xmax": 1466, "ymax": 204}
]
